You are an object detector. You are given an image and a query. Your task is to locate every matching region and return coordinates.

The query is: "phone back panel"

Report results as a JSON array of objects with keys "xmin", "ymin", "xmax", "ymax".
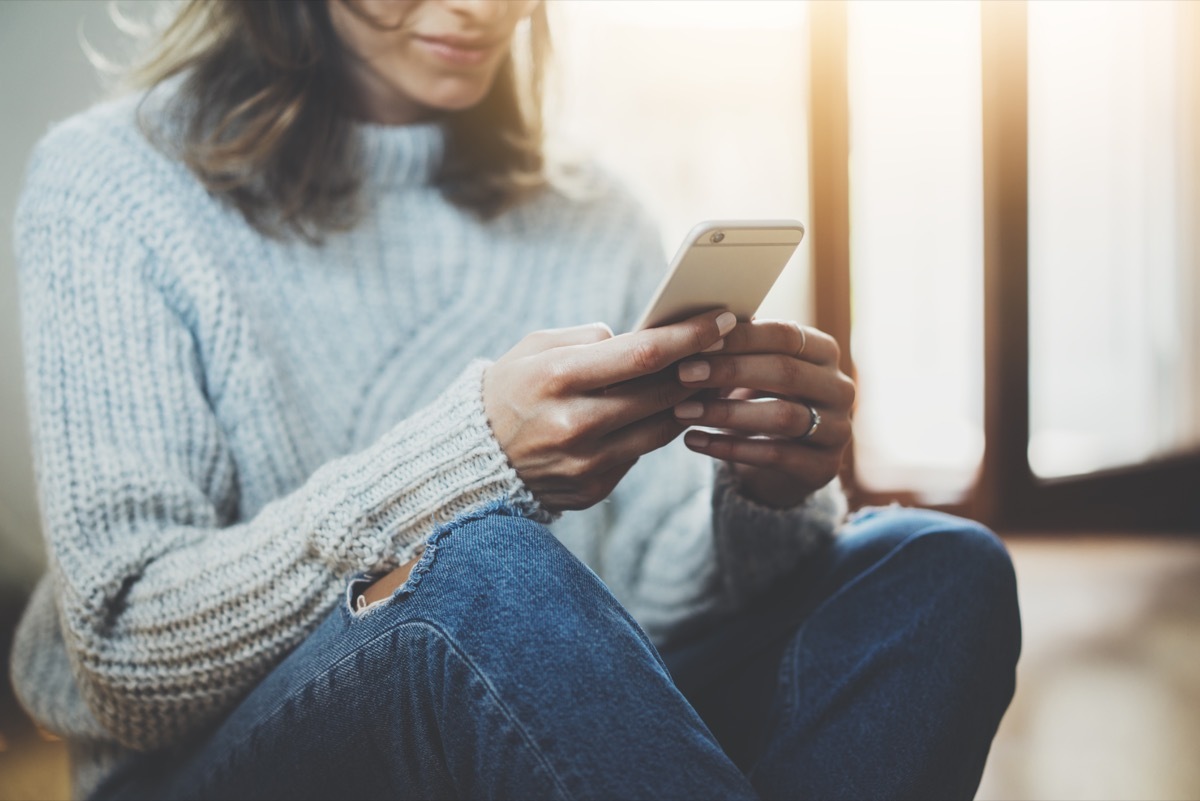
[{"xmin": 634, "ymin": 220, "xmax": 805, "ymax": 330}]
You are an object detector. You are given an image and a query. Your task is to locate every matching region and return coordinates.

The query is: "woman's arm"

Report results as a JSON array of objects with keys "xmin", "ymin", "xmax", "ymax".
[
  {"xmin": 16, "ymin": 174, "xmax": 543, "ymax": 752},
  {"xmin": 17, "ymin": 139, "xmax": 737, "ymax": 749}
]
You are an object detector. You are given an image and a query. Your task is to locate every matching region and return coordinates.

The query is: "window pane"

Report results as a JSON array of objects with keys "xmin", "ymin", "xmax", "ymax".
[
  {"xmin": 1028, "ymin": 0, "xmax": 1200, "ymax": 478},
  {"xmin": 550, "ymin": 1, "xmax": 812, "ymax": 323},
  {"xmin": 847, "ymin": 1, "xmax": 984, "ymax": 501}
]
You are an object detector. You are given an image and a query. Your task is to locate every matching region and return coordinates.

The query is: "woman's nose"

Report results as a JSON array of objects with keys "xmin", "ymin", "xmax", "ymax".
[
  {"xmin": 439, "ymin": 0, "xmax": 510, "ymax": 26},
  {"xmin": 439, "ymin": 0, "xmax": 536, "ymax": 27}
]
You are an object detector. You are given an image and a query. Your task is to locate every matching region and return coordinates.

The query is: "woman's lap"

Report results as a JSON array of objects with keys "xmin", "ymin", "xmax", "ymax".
[
  {"xmin": 93, "ymin": 504, "xmax": 1019, "ymax": 801},
  {"xmin": 664, "ymin": 505, "xmax": 1021, "ymax": 798},
  {"xmin": 94, "ymin": 503, "xmax": 753, "ymax": 800}
]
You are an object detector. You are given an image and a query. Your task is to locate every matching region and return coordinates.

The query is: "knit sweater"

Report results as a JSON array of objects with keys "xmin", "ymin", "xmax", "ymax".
[{"xmin": 10, "ymin": 92, "xmax": 847, "ymax": 798}]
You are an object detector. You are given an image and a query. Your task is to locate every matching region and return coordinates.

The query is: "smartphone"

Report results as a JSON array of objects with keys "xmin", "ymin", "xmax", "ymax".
[{"xmin": 633, "ymin": 220, "xmax": 805, "ymax": 331}]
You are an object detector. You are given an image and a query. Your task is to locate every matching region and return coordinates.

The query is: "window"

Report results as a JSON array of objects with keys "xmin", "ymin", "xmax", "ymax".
[
  {"xmin": 553, "ymin": 0, "xmax": 1200, "ymax": 528},
  {"xmin": 1028, "ymin": 0, "xmax": 1200, "ymax": 478},
  {"xmin": 550, "ymin": 1, "xmax": 812, "ymax": 323},
  {"xmin": 846, "ymin": 0, "xmax": 984, "ymax": 501}
]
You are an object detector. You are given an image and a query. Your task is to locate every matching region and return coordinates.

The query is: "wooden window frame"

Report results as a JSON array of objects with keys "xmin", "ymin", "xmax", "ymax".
[{"xmin": 808, "ymin": 0, "xmax": 1200, "ymax": 532}]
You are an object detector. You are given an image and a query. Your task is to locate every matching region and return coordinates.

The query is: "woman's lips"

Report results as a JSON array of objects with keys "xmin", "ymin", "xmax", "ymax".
[{"xmin": 413, "ymin": 35, "xmax": 495, "ymax": 67}]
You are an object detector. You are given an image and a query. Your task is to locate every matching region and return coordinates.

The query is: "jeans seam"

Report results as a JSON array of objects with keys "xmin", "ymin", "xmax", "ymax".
[
  {"xmin": 757, "ymin": 621, "xmax": 805, "ymax": 776},
  {"xmin": 195, "ymin": 616, "xmax": 573, "ymax": 800},
  {"xmin": 421, "ymin": 620, "xmax": 575, "ymax": 801}
]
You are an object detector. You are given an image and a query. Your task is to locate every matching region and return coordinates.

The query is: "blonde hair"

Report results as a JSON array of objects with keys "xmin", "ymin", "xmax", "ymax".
[{"xmin": 126, "ymin": 0, "xmax": 551, "ymax": 242}]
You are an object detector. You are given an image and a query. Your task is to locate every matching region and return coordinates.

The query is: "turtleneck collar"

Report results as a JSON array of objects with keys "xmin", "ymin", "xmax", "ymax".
[{"xmin": 355, "ymin": 120, "xmax": 446, "ymax": 190}]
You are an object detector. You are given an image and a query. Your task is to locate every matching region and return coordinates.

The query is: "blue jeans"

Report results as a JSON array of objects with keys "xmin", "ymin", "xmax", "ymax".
[{"xmin": 93, "ymin": 504, "xmax": 1020, "ymax": 800}]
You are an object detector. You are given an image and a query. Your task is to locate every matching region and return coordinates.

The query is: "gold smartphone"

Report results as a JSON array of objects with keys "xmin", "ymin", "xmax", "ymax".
[{"xmin": 633, "ymin": 220, "xmax": 805, "ymax": 331}]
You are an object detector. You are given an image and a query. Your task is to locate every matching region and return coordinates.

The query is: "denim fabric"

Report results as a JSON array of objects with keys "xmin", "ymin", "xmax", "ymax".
[{"xmin": 92, "ymin": 503, "xmax": 1019, "ymax": 801}]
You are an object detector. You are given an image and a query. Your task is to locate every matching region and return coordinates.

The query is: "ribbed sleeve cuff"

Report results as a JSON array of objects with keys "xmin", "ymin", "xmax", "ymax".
[
  {"xmin": 10, "ymin": 576, "xmax": 109, "ymax": 741},
  {"xmin": 711, "ymin": 462, "xmax": 848, "ymax": 602},
  {"xmin": 308, "ymin": 359, "xmax": 550, "ymax": 574}
]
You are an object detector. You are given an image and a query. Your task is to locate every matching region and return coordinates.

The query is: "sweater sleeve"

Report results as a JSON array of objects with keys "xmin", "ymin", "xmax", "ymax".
[
  {"xmin": 602, "ymin": 203, "xmax": 848, "ymax": 645},
  {"xmin": 16, "ymin": 163, "xmax": 541, "ymax": 751}
]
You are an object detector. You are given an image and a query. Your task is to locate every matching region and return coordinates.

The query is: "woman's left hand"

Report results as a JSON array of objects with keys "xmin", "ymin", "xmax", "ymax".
[{"xmin": 671, "ymin": 319, "xmax": 855, "ymax": 508}]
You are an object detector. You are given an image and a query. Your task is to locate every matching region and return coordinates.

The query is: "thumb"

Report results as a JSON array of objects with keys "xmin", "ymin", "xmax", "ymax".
[{"xmin": 510, "ymin": 322, "xmax": 614, "ymax": 358}]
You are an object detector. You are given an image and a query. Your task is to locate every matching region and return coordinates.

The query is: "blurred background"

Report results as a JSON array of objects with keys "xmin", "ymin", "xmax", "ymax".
[{"xmin": 2, "ymin": 1, "xmax": 1198, "ymax": 799}]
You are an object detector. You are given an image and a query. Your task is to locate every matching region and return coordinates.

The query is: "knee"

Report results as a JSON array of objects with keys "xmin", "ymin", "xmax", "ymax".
[
  {"xmin": 851, "ymin": 507, "xmax": 1012, "ymax": 584},
  {"xmin": 900, "ymin": 511, "xmax": 1021, "ymax": 667},
  {"xmin": 426, "ymin": 502, "xmax": 603, "ymax": 600},
  {"xmin": 396, "ymin": 502, "xmax": 638, "ymax": 644},
  {"xmin": 890, "ymin": 509, "xmax": 1012, "ymax": 579},
  {"xmin": 356, "ymin": 503, "xmax": 672, "ymax": 706},
  {"xmin": 851, "ymin": 508, "xmax": 1021, "ymax": 665}
]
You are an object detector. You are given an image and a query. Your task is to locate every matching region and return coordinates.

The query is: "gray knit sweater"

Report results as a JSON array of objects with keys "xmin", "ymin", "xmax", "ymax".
[{"xmin": 10, "ymin": 93, "xmax": 846, "ymax": 798}]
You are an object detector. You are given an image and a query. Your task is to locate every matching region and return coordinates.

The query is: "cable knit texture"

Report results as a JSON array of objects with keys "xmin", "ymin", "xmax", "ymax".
[{"xmin": 10, "ymin": 92, "xmax": 846, "ymax": 799}]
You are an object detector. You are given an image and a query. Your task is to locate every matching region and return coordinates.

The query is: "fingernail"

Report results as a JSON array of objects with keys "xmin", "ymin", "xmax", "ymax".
[
  {"xmin": 701, "ymin": 338, "xmax": 725, "ymax": 353},
  {"xmin": 678, "ymin": 360, "xmax": 710, "ymax": 382},
  {"xmin": 716, "ymin": 312, "xmax": 737, "ymax": 336},
  {"xmin": 685, "ymin": 430, "xmax": 710, "ymax": 448},
  {"xmin": 674, "ymin": 401, "xmax": 704, "ymax": 419}
]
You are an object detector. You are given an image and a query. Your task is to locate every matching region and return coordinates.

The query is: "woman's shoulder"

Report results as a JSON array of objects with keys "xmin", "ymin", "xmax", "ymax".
[
  {"xmin": 542, "ymin": 157, "xmax": 650, "ymax": 222},
  {"xmin": 520, "ymin": 157, "xmax": 662, "ymax": 254},
  {"xmin": 27, "ymin": 92, "xmax": 157, "ymax": 190},
  {"xmin": 18, "ymin": 90, "xmax": 205, "ymax": 243}
]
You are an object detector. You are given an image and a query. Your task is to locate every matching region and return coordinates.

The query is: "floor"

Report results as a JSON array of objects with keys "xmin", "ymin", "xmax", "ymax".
[
  {"xmin": 977, "ymin": 534, "xmax": 1200, "ymax": 801},
  {"xmin": 2, "ymin": 534, "xmax": 1198, "ymax": 800}
]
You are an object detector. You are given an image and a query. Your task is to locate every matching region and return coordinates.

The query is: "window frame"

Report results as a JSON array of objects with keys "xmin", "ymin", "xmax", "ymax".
[{"xmin": 809, "ymin": 0, "xmax": 1200, "ymax": 532}]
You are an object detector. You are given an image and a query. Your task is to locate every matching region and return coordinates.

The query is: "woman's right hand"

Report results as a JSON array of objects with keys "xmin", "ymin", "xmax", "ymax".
[{"xmin": 484, "ymin": 310, "xmax": 737, "ymax": 512}]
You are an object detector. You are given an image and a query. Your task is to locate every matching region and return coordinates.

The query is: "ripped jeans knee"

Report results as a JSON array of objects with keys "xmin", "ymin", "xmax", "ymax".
[{"xmin": 343, "ymin": 500, "xmax": 554, "ymax": 619}]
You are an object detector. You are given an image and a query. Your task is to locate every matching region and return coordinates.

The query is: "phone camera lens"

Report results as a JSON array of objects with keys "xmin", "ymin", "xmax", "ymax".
[{"xmin": 710, "ymin": 232, "xmax": 725, "ymax": 244}]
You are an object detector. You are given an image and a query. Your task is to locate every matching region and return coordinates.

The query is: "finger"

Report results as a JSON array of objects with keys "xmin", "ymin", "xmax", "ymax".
[
  {"xmin": 534, "ymin": 457, "xmax": 639, "ymax": 513},
  {"xmin": 673, "ymin": 397, "xmax": 848, "ymax": 448},
  {"xmin": 683, "ymin": 430, "xmax": 843, "ymax": 486},
  {"xmin": 596, "ymin": 410, "xmax": 687, "ymax": 468},
  {"xmin": 676, "ymin": 354, "xmax": 856, "ymax": 409},
  {"xmin": 584, "ymin": 373, "xmax": 700, "ymax": 436},
  {"xmin": 510, "ymin": 322, "xmax": 613, "ymax": 358},
  {"xmin": 551, "ymin": 309, "xmax": 737, "ymax": 391},
  {"xmin": 720, "ymin": 320, "xmax": 840, "ymax": 366}
]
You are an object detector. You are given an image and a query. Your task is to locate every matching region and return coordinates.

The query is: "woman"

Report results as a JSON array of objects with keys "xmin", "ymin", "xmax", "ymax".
[{"xmin": 10, "ymin": 1, "xmax": 1020, "ymax": 798}]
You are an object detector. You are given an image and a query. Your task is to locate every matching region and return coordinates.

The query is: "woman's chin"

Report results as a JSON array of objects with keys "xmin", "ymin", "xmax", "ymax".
[{"xmin": 414, "ymin": 78, "xmax": 494, "ymax": 114}]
